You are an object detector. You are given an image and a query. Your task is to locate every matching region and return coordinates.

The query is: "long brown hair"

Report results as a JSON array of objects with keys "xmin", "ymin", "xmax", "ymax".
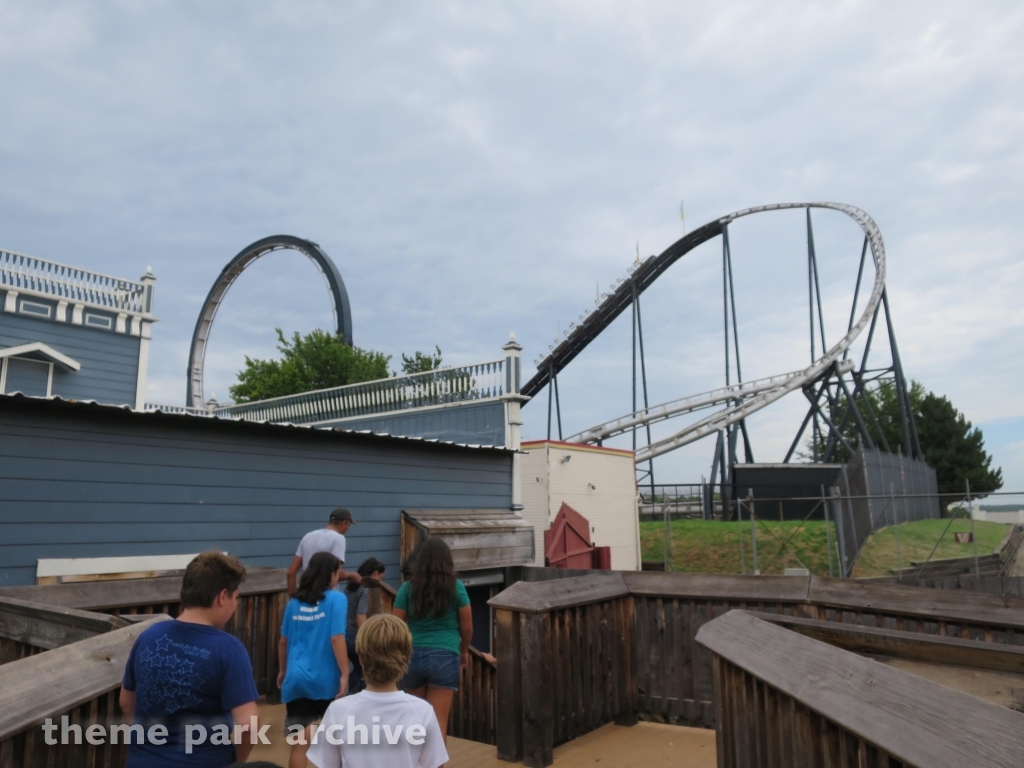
[
  {"xmin": 295, "ymin": 551, "xmax": 341, "ymax": 605},
  {"xmin": 409, "ymin": 538, "xmax": 457, "ymax": 620}
]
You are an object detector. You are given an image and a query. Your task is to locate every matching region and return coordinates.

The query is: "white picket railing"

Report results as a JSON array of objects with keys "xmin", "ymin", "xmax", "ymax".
[
  {"xmin": 0, "ymin": 248, "xmax": 152, "ymax": 314},
  {"xmin": 143, "ymin": 403, "xmax": 225, "ymax": 418},
  {"xmin": 213, "ymin": 359, "xmax": 507, "ymax": 425}
]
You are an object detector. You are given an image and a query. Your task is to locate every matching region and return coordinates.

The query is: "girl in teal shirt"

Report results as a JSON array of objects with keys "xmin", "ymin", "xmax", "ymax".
[{"xmin": 393, "ymin": 538, "xmax": 472, "ymax": 742}]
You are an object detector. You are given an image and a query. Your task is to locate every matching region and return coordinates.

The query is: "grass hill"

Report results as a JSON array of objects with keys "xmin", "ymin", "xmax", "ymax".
[
  {"xmin": 640, "ymin": 519, "xmax": 837, "ymax": 576},
  {"xmin": 639, "ymin": 517, "xmax": 1010, "ymax": 577},
  {"xmin": 851, "ymin": 518, "xmax": 1009, "ymax": 577}
]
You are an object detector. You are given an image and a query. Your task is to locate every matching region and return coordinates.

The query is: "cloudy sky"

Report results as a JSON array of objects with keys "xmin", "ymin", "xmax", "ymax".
[{"xmin": 1, "ymin": 2, "xmax": 1021, "ymax": 493}]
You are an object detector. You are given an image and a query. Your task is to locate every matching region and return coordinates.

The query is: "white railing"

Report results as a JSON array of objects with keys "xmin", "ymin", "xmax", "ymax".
[
  {"xmin": 215, "ymin": 359, "xmax": 507, "ymax": 425},
  {"xmin": 143, "ymin": 403, "xmax": 227, "ymax": 418},
  {"xmin": 0, "ymin": 248, "xmax": 151, "ymax": 314}
]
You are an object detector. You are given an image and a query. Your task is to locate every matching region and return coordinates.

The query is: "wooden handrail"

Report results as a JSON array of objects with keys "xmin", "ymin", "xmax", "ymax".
[
  {"xmin": 489, "ymin": 570, "xmax": 1024, "ymax": 628},
  {"xmin": 490, "ymin": 570, "xmax": 1024, "ymax": 766},
  {"xmin": 623, "ymin": 571, "xmax": 812, "ymax": 601},
  {"xmin": 487, "ymin": 571, "xmax": 628, "ymax": 613},
  {"xmin": 696, "ymin": 610, "xmax": 1024, "ymax": 767},
  {"xmin": 0, "ymin": 568, "xmax": 287, "ymax": 611},
  {"xmin": 747, "ymin": 610, "xmax": 1024, "ymax": 675},
  {"xmin": 806, "ymin": 575, "xmax": 1024, "ymax": 627},
  {"xmin": 0, "ymin": 615, "xmax": 170, "ymax": 742},
  {"xmin": 0, "ymin": 596, "xmax": 129, "ymax": 652}
]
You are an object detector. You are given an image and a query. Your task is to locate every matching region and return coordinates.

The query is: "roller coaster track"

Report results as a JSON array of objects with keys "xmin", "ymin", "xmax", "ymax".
[
  {"xmin": 564, "ymin": 368, "xmax": 808, "ymax": 444},
  {"xmin": 523, "ymin": 203, "xmax": 887, "ymax": 462}
]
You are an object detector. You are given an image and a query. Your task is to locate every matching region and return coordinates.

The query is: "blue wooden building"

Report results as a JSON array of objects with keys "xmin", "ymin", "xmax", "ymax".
[
  {"xmin": 0, "ymin": 244, "xmax": 532, "ymax": 645},
  {"xmin": 0, "ymin": 393, "xmax": 517, "ymax": 588},
  {"xmin": 0, "ymin": 248, "xmax": 156, "ymax": 408}
]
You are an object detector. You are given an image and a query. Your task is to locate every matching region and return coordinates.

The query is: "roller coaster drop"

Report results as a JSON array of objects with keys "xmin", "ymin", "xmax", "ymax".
[{"xmin": 522, "ymin": 203, "xmax": 922, "ymax": 512}]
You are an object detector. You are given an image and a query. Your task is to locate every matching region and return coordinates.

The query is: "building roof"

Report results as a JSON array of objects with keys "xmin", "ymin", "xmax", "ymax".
[
  {"xmin": 520, "ymin": 439, "xmax": 635, "ymax": 457},
  {"xmin": 0, "ymin": 392, "xmax": 514, "ymax": 454},
  {"xmin": 0, "ymin": 342, "xmax": 81, "ymax": 371}
]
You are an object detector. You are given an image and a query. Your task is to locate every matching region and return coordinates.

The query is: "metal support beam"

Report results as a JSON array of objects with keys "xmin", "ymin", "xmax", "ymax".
[
  {"xmin": 804, "ymin": 388, "xmax": 857, "ymax": 457},
  {"xmin": 784, "ymin": 376, "xmax": 831, "ymax": 462},
  {"xmin": 554, "ymin": 369, "xmax": 563, "ymax": 441},
  {"xmin": 882, "ymin": 290, "xmax": 914, "ymax": 459},
  {"xmin": 808, "ymin": 209, "xmax": 828, "ymax": 356}
]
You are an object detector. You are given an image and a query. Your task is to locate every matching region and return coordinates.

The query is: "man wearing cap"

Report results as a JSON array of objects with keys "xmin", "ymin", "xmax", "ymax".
[{"xmin": 287, "ymin": 508, "xmax": 362, "ymax": 595}]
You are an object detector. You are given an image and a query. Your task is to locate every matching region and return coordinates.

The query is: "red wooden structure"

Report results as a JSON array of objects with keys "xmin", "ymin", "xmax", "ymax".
[{"xmin": 544, "ymin": 502, "xmax": 611, "ymax": 569}]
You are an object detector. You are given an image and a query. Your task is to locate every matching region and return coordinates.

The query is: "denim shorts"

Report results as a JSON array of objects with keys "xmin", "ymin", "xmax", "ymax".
[
  {"xmin": 285, "ymin": 698, "xmax": 332, "ymax": 728},
  {"xmin": 400, "ymin": 647, "xmax": 461, "ymax": 691}
]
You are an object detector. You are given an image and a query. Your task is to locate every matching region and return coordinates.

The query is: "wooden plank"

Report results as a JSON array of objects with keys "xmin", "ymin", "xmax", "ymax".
[
  {"xmin": 624, "ymin": 571, "xmax": 811, "ymax": 602},
  {"xmin": 696, "ymin": 609, "xmax": 1024, "ymax": 767},
  {"xmin": 0, "ymin": 616, "xmax": 171, "ymax": 741},
  {"xmin": 748, "ymin": 610, "xmax": 1024, "ymax": 675},
  {"xmin": 807, "ymin": 576, "xmax": 1024, "ymax": 630},
  {"xmin": 614, "ymin": 596, "xmax": 637, "ymax": 726},
  {"xmin": 0, "ymin": 597, "xmax": 128, "ymax": 650},
  {"xmin": 0, "ymin": 568, "xmax": 287, "ymax": 611},
  {"xmin": 520, "ymin": 612, "xmax": 553, "ymax": 768},
  {"xmin": 494, "ymin": 608, "xmax": 523, "ymax": 762},
  {"xmin": 488, "ymin": 572, "xmax": 628, "ymax": 614}
]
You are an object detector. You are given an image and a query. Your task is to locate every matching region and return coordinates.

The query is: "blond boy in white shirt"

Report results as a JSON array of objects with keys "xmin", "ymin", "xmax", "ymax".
[{"xmin": 307, "ymin": 613, "xmax": 448, "ymax": 768}]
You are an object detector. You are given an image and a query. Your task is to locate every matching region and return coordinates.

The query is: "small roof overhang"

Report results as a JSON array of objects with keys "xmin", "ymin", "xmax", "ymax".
[
  {"xmin": 0, "ymin": 342, "xmax": 81, "ymax": 371},
  {"xmin": 401, "ymin": 509, "xmax": 535, "ymax": 572}
]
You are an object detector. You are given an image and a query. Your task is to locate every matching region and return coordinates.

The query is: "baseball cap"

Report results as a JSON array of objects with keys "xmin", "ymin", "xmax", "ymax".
[{"xmin": 329, "ymin": 508, "xmax": 354, "ymax": 523}]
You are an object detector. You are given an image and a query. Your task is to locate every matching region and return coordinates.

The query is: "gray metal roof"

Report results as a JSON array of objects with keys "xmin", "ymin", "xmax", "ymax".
[{"xmin": 0, "ymin": 392, "xmax": 515, "ymax": 454}]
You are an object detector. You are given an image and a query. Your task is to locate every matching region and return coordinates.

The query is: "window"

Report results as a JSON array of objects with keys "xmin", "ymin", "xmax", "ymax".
[
  {"xmin": 83, "ymin": 312, "xmax": 113, "ymax": 330},
  {"xmin": 1, "ymin": 356, "xmax": 52, "ymax": 397},
  {"xmin": 18, "ymin": 299, "xmax": 52, "ymax": 319}
]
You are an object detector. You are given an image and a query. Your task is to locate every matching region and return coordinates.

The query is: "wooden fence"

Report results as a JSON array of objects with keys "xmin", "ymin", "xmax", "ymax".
[
  {"xmin": 0, "ymin": 615, "xmax": 170, "ymax": 768},
  {"xmin": 0, "ymin": 568, "xmax": 498, "ymax": 766},
  {"xmin": 698, "ymin": 610, "xmax": 1024, "ymax": 767},
  {"xmin": 0, "ymin": 568, "xmax": 289, "ymax": 696},
  {"xmin": 488, "ymin": 570, "xmax": 1024, "ymax": 767}
]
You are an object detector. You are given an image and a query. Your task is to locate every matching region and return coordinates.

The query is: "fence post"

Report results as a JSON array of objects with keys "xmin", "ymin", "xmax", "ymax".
[
  {"xmin": 823, "ymin": 487, "xmax": 836, "ymax": 578},
  {"xmin": 495, "ymin": 608, "xmax": 523, "ymax": 762},
  {"xmin": 663, "ymin": 497, "xmax": 673, "ymax": 573},
  {"xmin": 737, "ymin": 495, "xmax": 747, "ymax": 574},
  {"xmin": 891, "ymin": 481, "xmax": 903, "ymax": 580},
  {"xmin": 748, "ymin": 490, "xmax": 759, "ymax": 575},
  {"xmin": 520, "ymin": 612, "xmax": 554, "ymax": 767},
  {"xmin": 829, "ymin": 485, "xmax": 849, "ymax": 578},
  {"xmin": 968, "ymin": 479, "xmax": 980, "ymax": 578}
]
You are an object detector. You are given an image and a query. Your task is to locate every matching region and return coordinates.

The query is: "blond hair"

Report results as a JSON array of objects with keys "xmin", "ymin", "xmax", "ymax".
[{"xmin": 356, "ymin": 613, "xmax": 413, "ymax": 687}]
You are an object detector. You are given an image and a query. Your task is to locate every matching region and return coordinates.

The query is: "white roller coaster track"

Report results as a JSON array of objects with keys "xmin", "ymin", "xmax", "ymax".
[{"xmin": 571, "ymin": 202, "xmax": 886, "ymax": 464}]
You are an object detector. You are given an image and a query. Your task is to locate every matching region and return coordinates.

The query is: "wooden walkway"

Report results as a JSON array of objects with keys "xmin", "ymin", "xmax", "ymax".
[{"xmin": 251, "ymin": 703, "xmax": 717, "ymax": 767}]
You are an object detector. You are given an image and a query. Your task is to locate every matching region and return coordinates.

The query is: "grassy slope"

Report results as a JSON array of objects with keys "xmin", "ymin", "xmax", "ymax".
[
  {"xmin": 851, "ymin": 519, "xmax": 1010, "ymax": 577},
  {"xmin": 640, "ymin": 519, "xmax": 839, "ymax": 576},
  {"xmin": 640, "ymin": 518, "xmax": 1011, "ymax": 577}
]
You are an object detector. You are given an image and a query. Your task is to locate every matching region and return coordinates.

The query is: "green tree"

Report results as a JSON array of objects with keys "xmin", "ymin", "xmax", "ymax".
[
  {"xmin": 915, "ymin": 390, "xmax": 1003, "ymax": 494},
  {"xmin": 807, "ymin": 380, "xmax": 1002, "ymax": 494},
  {"xmin": 229, "ymin": 329, "xmax": 391, "ymax": 403},
  {"xmin": 400, "ymin": 346, "xmax": 443, "ymax": 374}
]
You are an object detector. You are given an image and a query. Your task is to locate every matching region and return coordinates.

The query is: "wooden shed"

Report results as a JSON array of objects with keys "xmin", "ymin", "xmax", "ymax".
[{"xmin": 400, "ymin": 509, "xmax": 535, "ymax": 573}]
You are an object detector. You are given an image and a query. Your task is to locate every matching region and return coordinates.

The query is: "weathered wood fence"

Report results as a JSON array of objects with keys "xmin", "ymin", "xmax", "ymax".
[
  {"xmin": 699, "ymin": 610, "xmax": 1024, "ymax": 767},
  {"xmin": 0, "ymin": 615, "xmax": 170, "ymax": 768},
  {"xmin": 489, "ymin": 570, "xmax": 1024, "ymax": 767},
  {"xmin": 0, "ymin": 567, "xmax": 290, "ymax": 696}
]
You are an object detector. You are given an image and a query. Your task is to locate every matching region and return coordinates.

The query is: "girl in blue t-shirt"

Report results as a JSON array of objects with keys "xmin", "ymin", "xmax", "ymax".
[{"xmin": 277, "ymin": 551, "xmax": 349, "ymax": 768}]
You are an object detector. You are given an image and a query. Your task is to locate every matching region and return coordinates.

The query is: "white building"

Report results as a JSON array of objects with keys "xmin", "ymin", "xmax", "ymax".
[{"xmin": 520, "ymin": 440, "xmax": 641, "ymax": 571}]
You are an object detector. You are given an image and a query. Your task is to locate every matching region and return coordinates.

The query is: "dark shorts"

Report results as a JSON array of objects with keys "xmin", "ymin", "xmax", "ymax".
[
  {"xmin": 400, "ymin": 647, "xmax": 460, "ymax": 691},
  {"xmin": 285, "ymin": 697, "xmax": 333, "ymax": 728}
]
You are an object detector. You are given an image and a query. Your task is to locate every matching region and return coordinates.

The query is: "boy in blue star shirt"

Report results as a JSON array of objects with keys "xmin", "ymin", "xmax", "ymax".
[{"xmin": 120, "ymin": 551, "xmax": 261, "ymax": 767}]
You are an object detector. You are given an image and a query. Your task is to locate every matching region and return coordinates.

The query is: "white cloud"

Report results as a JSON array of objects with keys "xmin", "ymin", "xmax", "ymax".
[{"xmin": 1, "ymin": 1, "xmax": 1022, "ymax": 484}]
